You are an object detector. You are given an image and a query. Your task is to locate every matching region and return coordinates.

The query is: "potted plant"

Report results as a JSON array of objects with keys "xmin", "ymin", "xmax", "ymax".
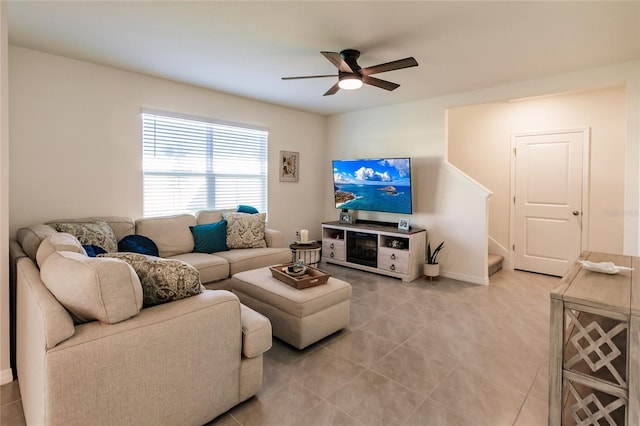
[{"xmin": 425, "ymin": 240, "xmax": 444, "ymax": 281}]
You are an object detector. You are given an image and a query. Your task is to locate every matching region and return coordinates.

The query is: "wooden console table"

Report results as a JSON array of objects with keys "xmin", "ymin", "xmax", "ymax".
[{"xmin": 550, "ymin": 251, "xmax": 640, "ymax": 425}]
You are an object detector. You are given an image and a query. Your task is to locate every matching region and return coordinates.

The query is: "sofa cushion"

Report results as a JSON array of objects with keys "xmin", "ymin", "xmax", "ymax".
[
  {"xmin": 223, "ymin": 212, "xmax": 267, "ymax": 249},
  {"xmin": 135, "ymin": 214, "xmax": 196, "ymax": 257},
  {"xmin": 52, "ymin": 221, "xmax": 118, "ymax": 253},
  {"xmin": 40, "ymin": 251, "xmax": 143, "ymax": 324},
  {"xmin": 196, "ymin": 208, "xmax": 235, "ymax": 225},
  {"xmin": 118, "ymin": 234, "xmax": 160, "ymax": 257},
  {"xmin": 190, "ymin": 221, "xmax": 229, "ymax": 254},
  {"xmin": 36, "ymin": 233, "xmax": 87, "ymax": 268},
  {"xmin": 213, "ymin": 247, "xmax": 291, "ymax": 276},
  {"xmin": 16, "ymin": 224, "xmax": 58, "ymax": 261},
  {"xmin": 169, "ymin": 252, "xmax": 230, "ymax": 284},
  {"xmin": 100, "ymin": 253, "xmax": 204, "ymax": 308},
  {"xmin": 46, "ymin": 216, "xmax": 135, "ymax": 241}
]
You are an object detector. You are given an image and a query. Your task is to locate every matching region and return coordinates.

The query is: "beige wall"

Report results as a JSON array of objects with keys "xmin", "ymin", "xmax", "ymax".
[
  {"xmin": 325, "ymin": 100, "xmax": 494, "ymax": 284},
  {"xmin": 326, "ymin": 63, "xmax": 640, "ymax": 283},
  {"xmin": 448, "ymin": 87, "xmax": 626, "ymax": 258},
  {"xmin": 9, "ymin": 46, "xmax": 326, "ymax": 243},
  {"xmin": 1, "ymin": 1, "xmax": 11, "ymax": 384}
]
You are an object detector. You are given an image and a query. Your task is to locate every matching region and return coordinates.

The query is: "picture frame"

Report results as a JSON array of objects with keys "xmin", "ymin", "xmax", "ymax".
[
  {"xmin": 280, "ymin": 150, "xmax": 299, "ymax": 182},
  {"xmin": 398, "ymin": 218, "xmax": 410, "ymax": 231},
  {"xmin": 339, "ymin": 211, "xmax": 354, "ymax": 224}
]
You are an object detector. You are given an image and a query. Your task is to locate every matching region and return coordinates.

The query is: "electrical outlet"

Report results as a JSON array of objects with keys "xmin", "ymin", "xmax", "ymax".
[{"xmin": 295, "ymin": 230, "xmax": 300, "ymax": 238}]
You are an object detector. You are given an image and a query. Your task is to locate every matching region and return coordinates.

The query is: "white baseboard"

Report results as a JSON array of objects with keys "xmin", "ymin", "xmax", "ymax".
[
  {"xmin": 440, "ymin": 270, "xmax": 489, "ymax": 286},
  {"xmin": 1, "ymin": 368, "xmax": 14, "ymax": 385}
]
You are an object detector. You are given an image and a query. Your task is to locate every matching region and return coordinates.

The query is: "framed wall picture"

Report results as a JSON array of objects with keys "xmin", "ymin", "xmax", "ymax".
[
  {"xmin": 280, "ymin": 151, "xmax": 299, "ymax": 182},
  {"xmin": 339, "ymin": 210, "xmax": 354, "ymax": 224},
  {"xmin": 398, "ymin": 218, "xmax": 410, "ymax": 231}
]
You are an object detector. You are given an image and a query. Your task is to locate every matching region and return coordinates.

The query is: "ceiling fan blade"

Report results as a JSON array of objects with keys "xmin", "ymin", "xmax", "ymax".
[
  {"xmin": 323, "ymin": 82, "xmax": 340, "ymax": 96},
  {"xmin": 282, "ymin": 74, "xmax": 336, "ymax": 80},
  {"xmin": 361, "ymin": 57, "xmax": 418, "ymax": 76},
  {"xmin": 362, "ymin": 75, "xmax": 400, "ymax": 91},
  {"xmin": 321, "ymin": 51, "xmax": 353, "ymax": 73}
]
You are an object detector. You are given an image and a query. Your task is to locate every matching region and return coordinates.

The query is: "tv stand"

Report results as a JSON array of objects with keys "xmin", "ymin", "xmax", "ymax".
[
  {"xmin": 321, "ymin": 221, "xmax": 426, "ymax": 282},
  {"xmin": 354, "ymin": 219, "xmax": 397, "ymax": 227}
]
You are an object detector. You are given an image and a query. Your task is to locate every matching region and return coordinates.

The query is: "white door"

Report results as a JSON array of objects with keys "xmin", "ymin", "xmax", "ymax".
[{"xmin": 512, "ymin": 130, "xmax": 587, "ymax": 276}]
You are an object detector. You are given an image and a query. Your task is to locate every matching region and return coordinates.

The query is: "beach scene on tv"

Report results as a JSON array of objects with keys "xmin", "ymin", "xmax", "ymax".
[{"xmin": 333, "ymin": 158, "xmax": 412, "ymax": 214}]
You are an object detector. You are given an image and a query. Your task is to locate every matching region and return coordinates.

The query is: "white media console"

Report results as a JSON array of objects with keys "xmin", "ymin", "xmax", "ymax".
[{"xmin": 321, "ymin": 221, "xmax": 427, "ymax": 282}]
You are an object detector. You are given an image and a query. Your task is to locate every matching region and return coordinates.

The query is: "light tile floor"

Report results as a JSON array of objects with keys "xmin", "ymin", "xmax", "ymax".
[{"xmin": 1, "ymin": 262, "xmax": 558, "ymax": 426}]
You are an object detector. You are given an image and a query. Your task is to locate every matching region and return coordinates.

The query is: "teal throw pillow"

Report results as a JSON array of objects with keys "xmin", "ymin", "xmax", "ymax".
[
  {"xmin": 237, "ymin": 205, "xmax": 259, "ymax": 214},
  {"xmin": 190, "ymin": 220, "xmax": 229, "ymax": 254}
]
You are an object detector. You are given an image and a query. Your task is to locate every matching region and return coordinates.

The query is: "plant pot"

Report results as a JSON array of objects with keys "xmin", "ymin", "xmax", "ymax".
[{"xmin": 424, "ymin": 263, "xmax": 440, "ymax": 281}]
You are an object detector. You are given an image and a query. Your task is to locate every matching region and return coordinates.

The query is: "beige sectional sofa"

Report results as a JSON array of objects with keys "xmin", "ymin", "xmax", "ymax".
[
  {"xmin": 9, "ymin": 209, "xmax": 292, "ymax": 425},
  {"xmin": 16, "ymin": 209, "xmax": 292, "ymax": 289}
]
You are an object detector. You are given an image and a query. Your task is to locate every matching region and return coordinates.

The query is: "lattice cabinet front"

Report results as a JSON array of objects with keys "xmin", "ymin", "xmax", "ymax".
[
  {"xmin": 549, "ymin": 251, "xmax": 640, "ymax": 426},
  {"xmin": 561, "ymin": 308, "xmax": 628, "ymax": 425}
]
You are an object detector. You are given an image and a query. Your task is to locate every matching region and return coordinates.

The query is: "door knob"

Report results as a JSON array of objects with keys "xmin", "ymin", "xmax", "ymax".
[{"xmin": 572, "ymin": 211, "xmax": 580, "ymax": 216}]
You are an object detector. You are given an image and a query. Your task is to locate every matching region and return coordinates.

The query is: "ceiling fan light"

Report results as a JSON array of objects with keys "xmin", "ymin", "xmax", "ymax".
[{"xmin": 338, "ymin": 75, "xmax": 363, "ymax": 90}]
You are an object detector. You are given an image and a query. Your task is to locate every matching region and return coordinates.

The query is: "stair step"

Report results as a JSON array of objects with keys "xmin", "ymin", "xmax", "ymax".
[{"xmin": 488, "ymin": 254, "xmax": 504, "ymax": 277}]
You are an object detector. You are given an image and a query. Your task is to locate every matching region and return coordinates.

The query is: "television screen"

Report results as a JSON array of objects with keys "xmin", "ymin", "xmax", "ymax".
[{"xmin": 332, "ymin": 158, "xmax": 412, "ymax": 214}]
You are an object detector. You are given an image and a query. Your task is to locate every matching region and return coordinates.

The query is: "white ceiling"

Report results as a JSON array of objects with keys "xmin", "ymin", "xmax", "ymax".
[{"xmin": 7, "ymin": 1, "xmax": 640, "ymax": 116}]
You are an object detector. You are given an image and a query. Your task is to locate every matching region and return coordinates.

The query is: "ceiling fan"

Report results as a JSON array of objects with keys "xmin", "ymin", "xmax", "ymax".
[{"xmin": 282, "ymin": 49, "xmax": 418, "ymax": 96}]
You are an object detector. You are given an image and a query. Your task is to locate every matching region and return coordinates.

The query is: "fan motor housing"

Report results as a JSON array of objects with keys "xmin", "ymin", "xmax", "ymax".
[{"xmin": 340, "ymin": 49, "xmax": 362, "ymax": 72}]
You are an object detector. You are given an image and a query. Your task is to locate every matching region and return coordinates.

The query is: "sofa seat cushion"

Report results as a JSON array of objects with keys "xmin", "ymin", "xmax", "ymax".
[
  {"xmin": 213, "ymin": 247, "xmax": 291, "ymax": 276},
  {"xmin": 100, "ymin": 253, "xmax": 204, "ymax": 308},
  {"xmin": 40, "ymin": 250, "xmax": 143, "ymax": 324},
  {"xmin": 52, "ymin": 221, "xmax": 118, "ymax": 253},
  {"xmin": 169, "ymin": 252, "xmax": 230, "ymax": 284},
  {"xmin": 240, "ymin": 304, "xmax": 272, "ymax": 358},
  {"xmin": 136, "ymin": 214, "xmax": 197, "ymax": 257}
]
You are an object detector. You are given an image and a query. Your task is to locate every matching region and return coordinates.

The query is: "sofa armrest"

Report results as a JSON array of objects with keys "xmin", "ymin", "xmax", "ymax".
[
  {"xmin": 15, "ymin": 256, "xmax": 75, "ymax": 350},
  {"xmin": 240, "ymin": 304, "xmax": 272, "ymax": 358},
  {"xmin": 264, "ymin": 228, "xmax": 284, "ymax": 248}
]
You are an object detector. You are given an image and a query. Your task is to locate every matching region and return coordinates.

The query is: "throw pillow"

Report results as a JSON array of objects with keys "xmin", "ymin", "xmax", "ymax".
[
  {"xmin": 222, "ymin": 212, "xmax": 267, "ymax": 249},
  {"xmin": 237, "ymin": 205, "xmax": 259, "ymax": 214},
  {"xmin": 83, "ymin": 244, "xmax": 107, "ymax": 257},
  {"xmin": 118, "ymin": 234, "xmax": 160, "ymax": 257},
  {"xmin": 52, "ymin": 221, "xmax": 118, "ymax": 253},
  {"xmin": 190, "ymin": 221, "xmax": 229, "ymax": 254},
  {"xmin": 99, "ymin": 253, "xmax": 204, "ymax": 308},
  {"xmin": 40, "ymin": 251, "xmax": 143, "ymax": 324}
]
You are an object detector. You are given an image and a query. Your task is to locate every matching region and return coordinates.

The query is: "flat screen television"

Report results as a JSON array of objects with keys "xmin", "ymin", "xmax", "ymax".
[{"xmin": 332, "ymin": 157, "xmax": 412, "ymax": 215}]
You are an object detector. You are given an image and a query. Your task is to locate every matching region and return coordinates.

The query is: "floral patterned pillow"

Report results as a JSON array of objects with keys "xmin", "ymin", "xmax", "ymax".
[
  {"xmin": 99, "ymin": 252, "xmax": 204, "ymax": 308},
  {"xmin": 222, "ymin": 212, "xmax": 267, "ymax": 249},
  {"xmin": 52, "ymin": 221, "xmax": 118, "ymax": 253}
]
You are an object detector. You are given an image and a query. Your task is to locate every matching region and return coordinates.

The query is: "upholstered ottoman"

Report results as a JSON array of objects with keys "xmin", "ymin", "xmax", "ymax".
[{"xmin": 231, "ymin": 267, "xmax": 351, "ymax": 349}]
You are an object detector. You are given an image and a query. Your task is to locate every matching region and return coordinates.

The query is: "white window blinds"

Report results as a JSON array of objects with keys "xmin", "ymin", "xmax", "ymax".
[{"xmin": 142, "ymin": 110, "xmax": 268, "ymax": 217}]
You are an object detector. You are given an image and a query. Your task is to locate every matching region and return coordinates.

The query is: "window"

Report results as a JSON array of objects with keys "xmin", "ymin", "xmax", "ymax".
[{"xmin": 142, "ymin": 109, "xmax": 268, "ymax": 217}]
